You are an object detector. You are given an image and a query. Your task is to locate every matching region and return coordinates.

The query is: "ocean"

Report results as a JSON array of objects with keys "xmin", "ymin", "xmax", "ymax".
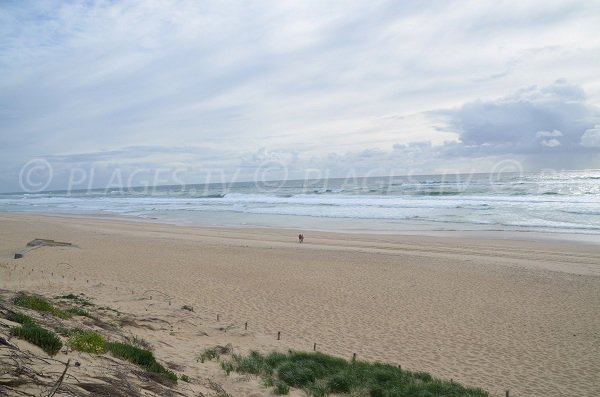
[{"xmin": 1, "ymin": 170, "xmax": 599, "ymax": 237}]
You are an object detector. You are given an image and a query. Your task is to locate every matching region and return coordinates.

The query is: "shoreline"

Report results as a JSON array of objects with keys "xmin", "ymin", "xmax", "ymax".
[
  {"xmin": 4, "ymin": 210, "xmax": 600, "ymax": 246},
  {"xmin": 1, "ymin": 213, "xmax": 599, "ymax": 396}
]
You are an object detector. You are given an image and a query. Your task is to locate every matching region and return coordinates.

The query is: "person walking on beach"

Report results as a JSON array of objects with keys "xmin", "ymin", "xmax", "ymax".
[{"xmin": 298, "ymin": 233, "xmax": 304, "ymax": 243}]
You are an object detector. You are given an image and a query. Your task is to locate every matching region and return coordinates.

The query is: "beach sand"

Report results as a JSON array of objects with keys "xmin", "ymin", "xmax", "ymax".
[{"xmin": 1, "ymin": 213, "xmax": 599, "ymax": 396}]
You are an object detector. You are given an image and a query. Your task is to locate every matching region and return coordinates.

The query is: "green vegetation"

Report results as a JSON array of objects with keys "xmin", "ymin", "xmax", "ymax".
[
  {"xmin": 12, "ymin": 292, "xmax": 70, "ymax": 319},
  {"xmin": 125, "ymin": 334, "xmax": 153, "ymax": 351},
  {"xmin": 104, "ymin": 341, "xmax": 177, "ymax": 383},
  {"xmin": 197, "ymin": 347, "xmax": 220, "ymax": 363},
  {"xmin": 274, "ymin": 380, "xmax": 291, "ymax": 395},
  {"xmin": 66, "ymin": 307, "xmax": 93, "ymax": 318},
  {"xmin": 218, "ymin": 350, "xmax": 489, "ymax": 397},
  {"xmin": 180, "ymin": 374, "xmax": 190, "ymax": 382},
  {"xmin": 7, "ymin": 311, "xmax": 34, "ymax": 325},
  {"xmin": 63, "ymin": 328, "xmax": 175, "ymax": 383},
  {"xmin": 56, "ymin": 293, "xmax": 93, "ymax": 306},
  {"xmin": 6, "ymin": 291, "xmax": 176, "ymax": 385},
  {"xmin": 10, "ymin": 321, "xmax": 63, "ymax": 356},
  {"xmin": 220, "ymin": 360, "xmax": 235, "ymax": 375},
  {"xmin": 68, "ymin": 329, "xmax": 105, "ymax": 354}
]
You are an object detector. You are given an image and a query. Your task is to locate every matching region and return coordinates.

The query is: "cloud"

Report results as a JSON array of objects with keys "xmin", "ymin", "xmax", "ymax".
[
  {"xmin": 536, "ymin": 130, "xmax": 562, "ymax": 138},
  {"xmin": 541, "ymin": 138, "xmax": 561, "ymax": 148},
  {"xmin": 580, "ymin": 125, "xmax": 600, "ymax": 148},
  {"xmin": 433, "ymin": 80, "xmax": 600, "ymax": 163},
  {"xmin": 1, "ymin": 2, "xmax": 600, "ymax": 192}
]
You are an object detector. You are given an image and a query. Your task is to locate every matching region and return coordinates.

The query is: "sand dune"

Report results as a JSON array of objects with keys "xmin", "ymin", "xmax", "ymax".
[{"xmin": 1, "ymin": 214, "xmax": 599, "ymax": 396}]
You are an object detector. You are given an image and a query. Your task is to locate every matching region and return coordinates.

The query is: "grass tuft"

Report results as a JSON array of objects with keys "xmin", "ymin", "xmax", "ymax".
[
  {"xmin": 180, "ymin": 374, "xmax": 190, "ymax": 382},
  {"xmin": 274, "ymin": 380, "xmax": 290, "ymax": 395},
  {"xmin": 220, "ymin": 360, "xmax": 235, "ymax": 375},
  {"xmin": 6, "ymin": 311, "xmax": 34, "ymax": 325},
  {"xmin": 56, "ymin": 293, "xmax": 93, "ymax": 306},
  {"xmin": 63, "ymin": 328, "xmax": 174, "ymax": 383},
  {"xmin": 104, "ymin": 341, "xmax": 177, "ymax": 383},
  {"xmin": 12, "ymin": 292, "xmax": 70, "ymax": 319},
  {"xmin": 197, "ymin": 347, "xmax": 220, "ymax": 363},
  {"xmin": 10, "ymin": 322, "xmax": 63, "ymax": 356},
  {"xmin": 66, "ymin": 307, "xmax": 93, "ymax": 318}
]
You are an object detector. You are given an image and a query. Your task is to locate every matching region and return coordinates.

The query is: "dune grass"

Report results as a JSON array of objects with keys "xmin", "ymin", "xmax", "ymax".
[
  {"xmin": 180, "ymin": 374, "xmax": 190, "ymax": 383},
  {"xmin": 197, "ymin": 347, "xmax": 221, "ymax": 363},
  {"xmin": 66, "ymin": 307, "xmax": 93, "ymax": 318},
  {"xmin": 219, "ymin": 350, "xmax": 489, "ymax": 397},
  {"xmin": 12, "ymin": 292, "xmax": 70, "ymax": 319},
  {"xmin": 61, "ymin": 327, "xmax": 176, "ymax": 382},
  {"xmin": 10, "ymin": 318, "xmax": 63, "ymax": 356},
  {"xmin": 103, "ymin": 341, "xmax": 177, "ymax": 382},
  {"xmin": 7, "ymin": 292, "xmax": 176, "ymax": 384},
  {"xmin": 56, "ymin": 293, "xmax": 93, "ymax": 307},
  {"xmin": 6, "ymin": 311, "xmax": 34, "ymax": 325}
]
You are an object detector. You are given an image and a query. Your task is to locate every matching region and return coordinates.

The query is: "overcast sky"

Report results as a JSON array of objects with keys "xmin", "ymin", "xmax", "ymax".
[{"xmin": 1, "ymin": 0, "xmax": 599, "ymax": 192}]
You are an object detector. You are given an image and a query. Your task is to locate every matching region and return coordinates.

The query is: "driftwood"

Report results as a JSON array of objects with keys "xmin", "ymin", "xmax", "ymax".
[
  {"xmin": 14, "ymin": 239, "xmax": 76, "ymax": 259},
  {"xmin": 47, "ymin": 359, "xmax": 70, "ymax": 397}
]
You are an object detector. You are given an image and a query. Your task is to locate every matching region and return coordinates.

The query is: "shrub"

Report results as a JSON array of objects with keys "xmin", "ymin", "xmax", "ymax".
[
  {"xmin": 12, "ymin": 292, "xmax": 70, "ymax": 319},
  {"xmin": 10, "ymin": 322, "xmax": 62, "ymax": 356}
]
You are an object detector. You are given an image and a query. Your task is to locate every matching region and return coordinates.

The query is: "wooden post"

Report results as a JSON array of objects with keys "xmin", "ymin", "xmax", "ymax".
[
  {"xmin": 245, "ymin": 322, "xmax": 248, "ymax": 330},
  {"xmin": 277, "ymin": 331, "xmax": 281, "ymax": 340},
  {"xmin": 505, "ymin": 391, "xmax": 510, "ymax": 397},
  {"xmin": 313, "ymin": 343, "xmax": 317, "ymax": 351},
  {"xmin": 352, "ymin": 353, "xmax": 356, "ymax": 361}
]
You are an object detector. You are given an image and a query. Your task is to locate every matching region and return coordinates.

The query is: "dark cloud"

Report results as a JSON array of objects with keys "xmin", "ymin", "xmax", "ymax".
[{"xmin": 434, "ymin": 80, "xmax": 600, "ymax": 164}]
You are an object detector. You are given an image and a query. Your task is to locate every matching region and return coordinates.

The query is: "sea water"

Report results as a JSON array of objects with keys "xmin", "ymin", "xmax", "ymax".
[{"xmin": 1, "ymin": 170, "xmax": 599, "ymax": 237}]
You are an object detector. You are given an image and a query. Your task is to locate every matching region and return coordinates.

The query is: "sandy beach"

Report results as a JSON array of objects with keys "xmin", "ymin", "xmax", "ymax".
[{"xmin": 1, "ymin": 213, "xmax": 599, "ymax": 396}]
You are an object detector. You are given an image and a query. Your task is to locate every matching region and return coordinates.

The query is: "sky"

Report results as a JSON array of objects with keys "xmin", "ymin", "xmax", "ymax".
[{"xmin": 1, "ymin": 0, "xmax": 599, "ymax": 192}]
